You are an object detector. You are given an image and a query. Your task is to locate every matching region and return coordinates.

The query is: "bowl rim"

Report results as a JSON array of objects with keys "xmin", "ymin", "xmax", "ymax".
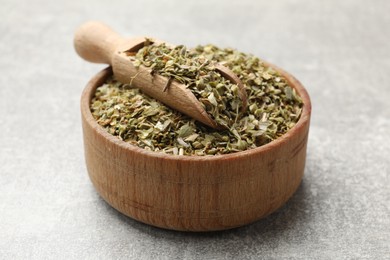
[{"xmin": 81, "ymin": 63, "xmax": 311, "ymax": 162}]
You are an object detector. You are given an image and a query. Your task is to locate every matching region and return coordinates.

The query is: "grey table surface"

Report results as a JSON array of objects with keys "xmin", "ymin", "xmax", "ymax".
[{"xmin": 1, "ymin": 0, "xmax": 389, "ymax": 259}]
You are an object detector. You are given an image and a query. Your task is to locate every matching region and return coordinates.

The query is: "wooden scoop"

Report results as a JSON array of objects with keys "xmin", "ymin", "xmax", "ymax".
[{"xmin": 74, "ymin": 21, "xmax": 247, "ymax": 129}]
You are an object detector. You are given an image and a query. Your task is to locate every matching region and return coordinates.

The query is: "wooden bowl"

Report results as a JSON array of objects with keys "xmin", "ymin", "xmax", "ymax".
[{"xmin": 80, "ymin": 65, "xmax": 311, "ymax": 231}]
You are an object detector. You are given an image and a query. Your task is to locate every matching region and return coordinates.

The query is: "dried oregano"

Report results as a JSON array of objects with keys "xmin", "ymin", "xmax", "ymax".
[
  {"xmin": 129, "ymin": 41, "xmax": 243, "ymax": 128},
  {"xmin": 91, "ymin": 44, "xmax": 303, "ymax": 156}
]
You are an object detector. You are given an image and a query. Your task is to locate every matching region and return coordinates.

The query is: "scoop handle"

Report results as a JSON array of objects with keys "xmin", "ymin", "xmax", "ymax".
[{"xmin": 74, "ymin": 21, "xmax": 125, "ymax": 64}]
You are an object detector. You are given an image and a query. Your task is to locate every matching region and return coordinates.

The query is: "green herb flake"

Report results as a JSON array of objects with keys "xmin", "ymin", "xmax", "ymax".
[{"xmin": 90, "ymin": 44, "xmax": 303, "ymax": 156}]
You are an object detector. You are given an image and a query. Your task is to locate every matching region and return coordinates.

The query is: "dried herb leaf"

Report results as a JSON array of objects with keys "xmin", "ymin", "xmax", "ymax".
[{"xmin": 91, "ymin": 44, "xmax": 303, "ymax": 156}]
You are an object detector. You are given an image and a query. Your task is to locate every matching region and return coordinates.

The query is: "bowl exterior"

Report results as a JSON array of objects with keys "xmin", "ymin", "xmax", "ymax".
[{"xmin": 81, "ymin": 67, "xmax": 311, "ymax": 231}]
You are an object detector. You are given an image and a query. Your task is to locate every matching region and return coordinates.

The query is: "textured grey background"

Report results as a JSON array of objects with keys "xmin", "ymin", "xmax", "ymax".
[{"xmin": 0, "ymin": 0, "xmax": 389, "ymax": 259}]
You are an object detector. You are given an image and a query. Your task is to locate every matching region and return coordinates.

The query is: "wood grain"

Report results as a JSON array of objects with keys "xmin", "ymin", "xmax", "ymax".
[{"xmin": 80, "ymin": 64, "xmax": 311, "ymax": 231}]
